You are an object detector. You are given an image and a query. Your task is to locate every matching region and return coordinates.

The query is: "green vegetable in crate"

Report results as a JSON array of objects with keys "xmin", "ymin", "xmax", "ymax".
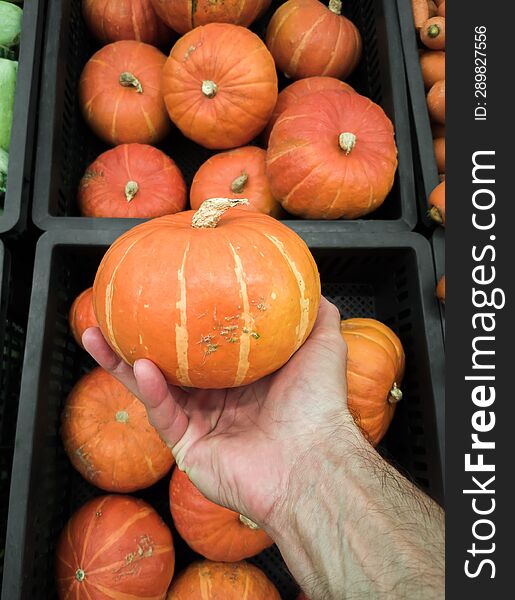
[
  {"xmin": 0, "ymin": 57, "xmax": 17, "ymax": 152},
  {"xmin": 0, "ymin": 147, "xmax": 7, "ymax": 194},
  {"xmin": 0, "ymin": 1, "xmax": 22, "ymax": 49}
]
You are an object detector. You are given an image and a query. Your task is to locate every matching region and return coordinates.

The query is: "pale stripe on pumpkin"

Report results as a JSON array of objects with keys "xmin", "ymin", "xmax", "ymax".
[
  {"xmin": 230, "ymin": 243, "xmax": 252, "ymax": 386},
  {"xmin": 175, "ymin": 242, "xmax": 193, "ymax": 387},
  {"xmin": 199, "ymin": 564, "xmax": 212, "ymax": 600},
  {"xmin": 287, "ymin": 12, "xmax": 327, "ymax": 76}
]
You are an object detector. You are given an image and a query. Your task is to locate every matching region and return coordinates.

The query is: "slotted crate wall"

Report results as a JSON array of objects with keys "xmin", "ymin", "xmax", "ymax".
[
  {"xmin": 32, "ymin": 0, "xmax": 416, "ymax": 232},
  {"xmin": 2, "ymin": 229, "xmax": 444, "ymax": 600}
]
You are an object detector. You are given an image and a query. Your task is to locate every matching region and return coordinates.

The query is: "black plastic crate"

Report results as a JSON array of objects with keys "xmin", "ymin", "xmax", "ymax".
[
  {"xmin": 396, "ymin": 0, "xmax": 441, "ymax": 230},
  {"xmin": 0, "ymin": 0, "xmax": 46, "ymax": 235},
  {"xmin": 2, "ymin": 228, "xmax": 444, "ymax": 599},
  {"xmin": 32, "ymin": 0, "xmax": 416, "ymax": 233},
  {"xmin": 432, "ymin": 227, "xmax": 445, "ymax": 340}
]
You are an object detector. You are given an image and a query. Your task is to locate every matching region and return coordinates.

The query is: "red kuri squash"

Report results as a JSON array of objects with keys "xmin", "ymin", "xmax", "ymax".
[
  {"xmin": 79, "ymin": 41, "xmax": 170, "ymax": 145},
  {"xmin": 61, "ymin": 367, "xmax": 174, "ymax": 492},
  {"xmin": 266, "ymin": 0, "xmax": 362, "ymax": 80},
  {"xmin": 190, "ymin": 147, "xmax": 282, "ymax": 218},
  {"xmin": 263, "ymin": 76, "xmax": 355, "ymax": 146},
  {"xmin": 267, "ymin": 88, "xmax": 398, "ymax": 219},
  {"xmin": 93, "ymin": 198, "xmax": 321, "ymax": 388},
  {"xmin": 150, "ymin": 0, "xmax": 272, "ymax": 34},
  {"xmin": 69, "ymin": 287, "xmax": 98, "ymax": 348},
  {"xmin": 166, "ymin": 560, "xmax": 281, "ymax": 600},
  {"xmin": 78, "ymin": 144, "xmax": 187, "ymax": 218},
  {"xmin": 161, "ymin": 23, "xmax": 278, "ymax": 149},
  {"xmin": 82, "ymin": 0, "xmax": 173, "ymax": 46},
  {"xmin": 56, "ymin": 495, "xmax": 175, "ymax": 600},
  {"xmin": 169, "ymin": 467, "xmax": 273, "ymax": 561},
  {"xmin": 340, "ymin": 318, "xmax": 405, "ymax": 446}
]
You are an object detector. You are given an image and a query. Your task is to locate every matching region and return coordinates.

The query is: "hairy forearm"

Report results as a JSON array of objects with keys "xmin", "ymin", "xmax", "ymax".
[{"xmin": 266, "ymin": 427, "xmax": 444, "ymax": 600}]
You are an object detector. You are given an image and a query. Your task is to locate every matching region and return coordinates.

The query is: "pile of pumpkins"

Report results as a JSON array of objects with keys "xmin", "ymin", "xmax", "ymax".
[{"xmin": 77, "ymin": 0, "xmax": 399, "ymax": 222}]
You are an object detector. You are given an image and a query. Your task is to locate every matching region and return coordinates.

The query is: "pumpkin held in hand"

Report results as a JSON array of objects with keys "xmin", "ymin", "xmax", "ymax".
[
  {"xmin": 266, "ymin": 0, "xmax": 362, "ymax": 81},
  {"xmin": 340, "ymin": 318, "xmax": 405, "ymax": 446},
  {"xmin": 56, "ymin": 495, "xmax": 175, "ymax": 600},
  {"xmin": 82, "ymin": 0, "xmax": 173, "ymax": 46},
  {"xmin": 61, "ymin": 367, "xmax": 174, "ymax": 492},
  {"xmin": 267, "ymin": 88, "xmax": 398, "ymax": 219},
  {"xmin": 161, "ymin": 23, "xmax": 278, "ymax": 149},
  {"xmin": 170, "ymin": 467, "xmax": 273, "ymax": 561},
  {"xmin": 190, "ymin": 147, "xmax": 282, "ymax": 218},
  {"xmin": 263, "ymin": 76, "xmax": 355, "ymax": 146},
  {"xmin": 78, "ymin": 144, "xmax": 187, "ymax": 218},
  {"xmin": 150, "ymin": 0, "xmax": 272, "ymax": 34},
  {"xmin": 166, "ymin": 560, "xmax": 281, "ymax": 600},
  {"xmin": 69, "ymin": 287, "xmax": 98, "ymax": 348},
  {"xmin": 79, "ymin": 41, "xmax": 170, "ymax": 145},
  {"xmin": 93, "ymin": 198, "xmax": 320, "ymax": 388}
]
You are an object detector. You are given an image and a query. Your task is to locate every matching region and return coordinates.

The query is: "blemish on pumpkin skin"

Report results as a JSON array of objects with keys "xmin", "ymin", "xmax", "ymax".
[{"xmin": 112, "ymin": 535, "xmax": 154, "ymax": 575}]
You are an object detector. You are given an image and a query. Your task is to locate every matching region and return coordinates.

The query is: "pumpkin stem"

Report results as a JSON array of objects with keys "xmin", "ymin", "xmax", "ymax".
[
  {"xmin": 231, "ymin": 171, "xmax": 248, "ymax": 194},
  {"xmin": 428, "ymin": 205, "xmax": 443, "ymax": 224},
  {"xmin": 115, "ymin": 410, "xmax": 129, "ymax": 423},
  {"xmin": 239, "ymin": 514, "xmax": 260, "ymax": 530},
  {"xmin": 119, "ymin": 71, "xmax": 143, "ymax": 93},
  {"xmin": 75, "ymin": 568, "xmax": 86, "ymax": 582},
  {"xmin": 192, "ymin": 198, "xmax": 249, "ymax": 229},
  {"xmin": 427, "ymin": 24, "xmax": 441, "ymax": 38},
  {"xmin": 339, "ymin": 132, "xmax": 357, "ymax": 155},
  {"xmin": 125, "ymin": 181, "xmax": 139, "ymax": 202},
  {"xmin": 389, "ymin": 382, "xmax": 403, "ymax": 404},
  {"xmin": 202, "ymin": 80, "xmax": 218, "ymax": 98},
  {"xmin": 329, "ymin": 0, "xmax": 342, "ymax": 14}
]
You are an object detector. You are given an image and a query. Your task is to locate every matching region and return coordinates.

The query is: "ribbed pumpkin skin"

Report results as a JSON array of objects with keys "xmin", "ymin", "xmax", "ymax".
[
  {"xmin": 78, "ymin": 144, "xmax": 187, "ymax": 218},
  {"xmin": 263, "ymin": 76, "xmax": 355, "ymax": 146},
  {"xmin": 82, "ymin": 0, "xmax": 173, "ymax": 46},
  {"xmin": 167, "ymin": 560, "xmax": 281, "ymax": 600},
  {"xmin": 150, "ymin": 0, "xmax": 272, "ymax": 34},
  {"xmin": 190, "ymin": 147, "xmax": 282, "ymax": 218},
  {"xmin": 61, "ymin": 367, "xmax": 174, "ymax": 492},
  {"xmin": 266, "ymin": 0, "xmax": 362, "ymax": 80},
  {"xmin": 69, "ymin": 287, "xmax": 98, "ymax": 348},
  {"xmin": 55, "ymin": 495, "xmax": 175, "ymax": 600},
  {"xmin": 79, "ymin": 41, "xmax": 171, "ymax": 145},
  {"xmin": 169, "ymin": 467, "xmax": 273, "ymax": 561},
  {"xmin": 267, "ymin": 89, "xmax": 398, "ymax": 219},
  {"xmin": 340, "ymin": 318, "xmax": 405, "ymax": 446},
  {"xmin": 161, "ymin": 24, "xmax": 278, "ymax": 150},
  {"xmin": 93, "ymin": 208, "xmax": 320, "ymax": 388}
]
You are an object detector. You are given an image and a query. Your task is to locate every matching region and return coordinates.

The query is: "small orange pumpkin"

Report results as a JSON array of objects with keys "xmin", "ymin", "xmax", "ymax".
[
  {"xmin": 436, "ymin": 275, "xmax": 445, "ymax": 304},
  {"xmin": 420, "ymin": 16, "xmax": 445, "ymax": 50},
  {"xmin": 266, "ymin": 0, "xmax": 362, "ymax": 81},
  {"xmin": 162, "ymin": 24, "xmax": 278, "ymax": 150},
  {"xmin": 267, "ymin": 88, "xmax": 398, "ymax": 219},
  {"xmin": 150, "ymin": 0, "xmax": 272, "ymax": 34},
  {"xmin": 169, "ymin": 467, "xmax": 273, "ymax": 562},
  {"xmin": 419, "ymin": 51, "xmax": 445, "ymax": 90},
  {"xmin": 78, "ymin": 144, "xmax": 187, "ymax": 218},
  {"xmin": 166, "ymin": 560, "xmax": 281, "ymax": 600},
  {"xmin": 263, "ymin": 76, "xmax": 355, "ymax": 146},
  {"xmin": 79, "ymin": 41, "xmax": 170, "ymax": 145},
  {"xmin": 340, "ymin": 318, "xmax": 405, "ymax": 446},
  {"xmin": 190, "ymin": 147, "xmax": 282, "ymax": 218},
  {"xmin": 69, "ymin": 287, "xmax": 98, "ymax": 348},
  {"xmin": 433, "ymin": 137, "xmax": 445, "ymax": 174},
  {"xmin": 82, "ymin": 0, "xmax": 173, "ymax": 46},
  {"xmin": 61, "ymin": 367, "xmax": 174, "ymax": 492},
  {"xmin": 428, "ymin": 180, "xmax": 445, "ymax": 226},
  {"xmin": 427, "ymin": 79, "xmax": 445, "ymax": 124},
  {"xmin": 411, "ymin": 0, "xmax": 430, "ymax": 29},
  {"xmin": 56, "ymin": 496, "xmax": 174, "ymax": 599}
]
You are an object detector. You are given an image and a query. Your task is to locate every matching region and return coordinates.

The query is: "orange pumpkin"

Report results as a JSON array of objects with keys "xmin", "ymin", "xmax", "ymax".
[
  {"xmin": 267, "ymin": 88, "xmax": 398, "ymax": 219},
  {"xmin": 427, "ymin": 79, "xmax": 445, "ymax": 124},
  {"xmin": 436, "ymin": 275, "xmax": 445, "ymax": 304},
  {"xmin": 169, "ymin": 467, "xmax": 273, "ymax": 562},
  {"xmin": 340, "ymin": 318, "xmax": 405, "ymax": 446},
  {"xmin": 433, "ymin": 137, "xmax": 445, "ymax": 174},
  {"xmin": 190, "ymin": 147, "xmax": 282, "ymax": 218},
  {"xmin": 411, "ymin": 0, "xmax": 430, "ymax": 29},
  {"xmin": 61, "ymin": 367, "xmax": 174, "ymax": 492},
  {"xmin": 428, "ymin": 180, "xmax": 445, "ymax": 226},
  {"xmin": 82, "ymin": 0, "xmax": 173, "ymax": 46},
  {"xmin": 266, "ymin": 0, "xmax": 362, "ymax": 80},
  {"xmin": 420, "ymin": 16, "xmax": 445, "ymax": 50},
  {"xmin": 56, "ymin": 495, "xmax": 175, "ymax": 600},
  {"xmin": 162, "ymin": 24, "xmax": 278, "ymax": 150},
  {"xmin": 419, "ymin": 51, "xmax": 445, "ymax": 90},
  {"xmin": 263, "ymin": 76, "xmax": 355, "ymax": 146},
  {"xmin": 78, "ymin": 144, "xmax": 187, "ymax": 218},
  {"xmin": 93, "ymin": 199, "xmax": 321, "ymax": 388},
  {"xmin": 69, "ymin": 287, "xmax": 98, "ymax": 348},
  {"xmin": 79, "ymin": 41, "xmax": 170, "ymax": 145},
  {"xmin": 150, "ymin": 0, "xmax": 272, "ymax": 34},
  {"xmin": 166, "ymin": 560, "xmax": 281, "ymax": 600}
]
